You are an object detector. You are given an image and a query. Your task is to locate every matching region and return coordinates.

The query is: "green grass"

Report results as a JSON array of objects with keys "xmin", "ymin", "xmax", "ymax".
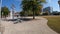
[{"xmin": 43, "ymin": 16, "xmax": 60, "ymax": 33}]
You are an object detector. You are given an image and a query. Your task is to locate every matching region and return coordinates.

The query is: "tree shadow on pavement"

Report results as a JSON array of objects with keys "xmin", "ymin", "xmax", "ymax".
[{"xmin": 6, "ymin": 18, "xmax": 33, "ymax": 22}]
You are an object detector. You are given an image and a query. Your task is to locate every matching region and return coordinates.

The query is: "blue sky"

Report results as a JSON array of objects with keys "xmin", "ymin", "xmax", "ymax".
[
  {"xmin": 2, "ymin": 0, "xmax": 60, "ymax": 12},
  {"xmin": 2, "ymin": 0, "xmax": 22, "ymax": 12}
]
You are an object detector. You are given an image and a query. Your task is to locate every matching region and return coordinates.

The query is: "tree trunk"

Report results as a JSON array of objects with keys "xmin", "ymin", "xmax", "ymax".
[{"xmin": 33, "ymin": 11, "xmax": 35, "ymax": 19}]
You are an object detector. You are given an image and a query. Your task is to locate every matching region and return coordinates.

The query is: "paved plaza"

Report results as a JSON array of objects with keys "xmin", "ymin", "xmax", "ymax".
[{"xmin": 0, "ymin": 17, "xmax": 58, "ymax": 34}]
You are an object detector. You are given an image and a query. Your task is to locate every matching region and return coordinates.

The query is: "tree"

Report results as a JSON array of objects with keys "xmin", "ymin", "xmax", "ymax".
[
  {"xmin": 1, "ymin": 6, "xmax": 10, "ymax": 18},
  {"xmin": 19, "ymin": 11, "xmax": 25, "ymax": 16},
  {"xmin": 52, "ymin": 11, "xmax": 60, "ymax": 15},
  {"xmin": 21, "ymin": 0, "xmax": 46, "ymax": 19}
]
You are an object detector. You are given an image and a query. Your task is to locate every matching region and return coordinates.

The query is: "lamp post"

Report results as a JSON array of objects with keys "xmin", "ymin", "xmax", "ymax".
[{"xmin": 58, "ymin": 0, "xmax": 60, "ymax": 11}]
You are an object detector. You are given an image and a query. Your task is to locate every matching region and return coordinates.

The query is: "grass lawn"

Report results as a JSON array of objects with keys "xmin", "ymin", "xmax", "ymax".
[{"xmin": 42, "ymin": 16, "xmax": 60, "ymax": 33}]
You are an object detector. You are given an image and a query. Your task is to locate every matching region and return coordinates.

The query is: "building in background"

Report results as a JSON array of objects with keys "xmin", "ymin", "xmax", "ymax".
[{"xmin": 43, "ymin": 7, "xmax": 52, "ymax": 15}]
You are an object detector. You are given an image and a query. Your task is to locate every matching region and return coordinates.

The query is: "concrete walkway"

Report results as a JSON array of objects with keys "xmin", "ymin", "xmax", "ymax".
[{"xmin": 1, "ymin": 17, "xmax": 58, "ymax": 34}]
